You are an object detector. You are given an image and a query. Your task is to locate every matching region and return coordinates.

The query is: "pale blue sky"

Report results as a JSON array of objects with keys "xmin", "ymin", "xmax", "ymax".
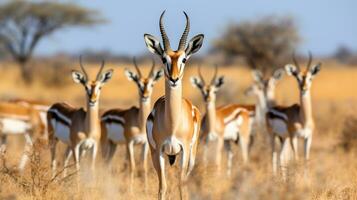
[{"xmin": 36, "ymin": 0, "xmax": 357, "ymax": 56}]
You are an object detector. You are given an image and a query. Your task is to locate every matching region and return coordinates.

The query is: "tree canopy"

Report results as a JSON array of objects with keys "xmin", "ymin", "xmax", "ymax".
[
  {"xmin": 213, "ymin": 16, "xmax": 300, "ymax": 75},
  {"xmin": 0, "ymin": 0, "xmax": 105, "ymax": 82}
]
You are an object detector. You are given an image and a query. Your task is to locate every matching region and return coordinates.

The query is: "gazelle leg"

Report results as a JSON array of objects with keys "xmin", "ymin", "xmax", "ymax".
[
  {"xmin": 187, "ymin": 136, "xmax": 199, "ymax": 177},
  {"xmin": 50, "ymin": 138, "xmax": 58, "ymax": 178},
  {"xmin": 106, "ymin": 141, "xmax": 117, "ymax": 164},
  {"xmin": 141, "ymin": 142, "xmax": 149, "ymax": 192},
  {"xmin": 18, "ymin": 133, "xmax": 33, "ymax": 172},
  {"xmin": 127, "ymin": 141, "xmax": 135, "ymax": 193},
  {"xmin": 63, "ymin": 146, "xmax": 73, "ymax": 178},
  {"xmin": 179, "ymin": 145, "xmax": 189, "ymax": 200},
  {"xmin": 271, "ymin": 135, "xmax": 278, "ymax": 176},
  {"xmin": 224, "ymin": 140, "xmax": 233, "ymax": 176},
  {"xmin": 215, "ymin": 137, "xmax": 224, "ymax": 174},
  {"xmin": 239, "ymin": 136, "xmax": 249, "ymax": 165},
  {"xmin": 152, "ymin": 150, "xmax": 166, "ymax": 200},
  {"xmin": 290, "ymin": 136, "xmax": 299, "ymax": 161},
  {"xmin": 304, "ymin": 136, "xmax": 312, "ymax": 177},
  {"xmin": 280, "ymin": 138, "xmax": 290, "ymax": 181},
  {"xmin": 73, "ymin": 145, "xmax": 81, "ymax": 172},
  {"xmin": 91, "ymin": 142, "xmax": 98, "ymax": 173},
  {"xmin": 0, "ymin": 135, "xmax": 7, "ymax": 155},
  {"xmin": 202, "ymin": 138, "xmax": 208, "ymax": 168}
]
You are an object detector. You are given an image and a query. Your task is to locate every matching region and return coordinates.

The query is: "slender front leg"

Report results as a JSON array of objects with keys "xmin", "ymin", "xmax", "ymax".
[
  {"xmin": 127, "ymin": 141, "xmax": 135, "ymax": 193},
  {"xmin": 215, "ymin": 137, "xmax": 224, "ymax": 174},
  {"xmin": 141, "ymin": 142, "xmax": 149, "ymax": 192},
  {"xmin": 290, "ymin": 136, "xmax": 299, "ymax": 161},
  {"xmin": 239, "ymin": 136, "xmax": 249, "ymax": 164},
  {"xmin": 202, "ymin": 138, "xmax": 208, "ymax": 168},
  {"xmin": 63, "ymin": 146, "xmax": 73, "ymax": 178},
  {"xmin": 18, "ymin": 133, "xmax": 33, "ymax": 172},
  {"xmin": 271, "ymin": 135, "xmax": 278, "ymax": 176},
  {"xmin": 73, "ymin": 145, "xmax": 81, "ymax": 172},
  {"xmin": 151, "ymin": 150, "xmax": 167, "ymax": 200},
  {"xmin": 91, "ymin": 142, "xmax": 98, "ymax": 173},
  {"xmin": 179, "ymin": 145, "xmax": 189, "ymax": 200},
  {"xmin": 224, "ymin": 140, "xmax": 233, "ymax": 176},
  {"xmin": 304, "ymin": 135, "xmax": 312, "ymax": 177},
  {"xmin": 280, "ymin": 138, "xmax": 290, "ymax": 181},
  {"xmin": 106, "ymin": 141, "xmax": 117, "ymax": 164},
  {"xmin": 50, "ymin": 138, "xmax": 58, "ymax": 178}
]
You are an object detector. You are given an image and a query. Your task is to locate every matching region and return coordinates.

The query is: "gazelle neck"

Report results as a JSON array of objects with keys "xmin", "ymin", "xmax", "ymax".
[
  {"xmin": 86, "ymin": 100, "xmax": 100, "ymax": 138},
  {"xmin": 139, "ymin": 99, "xmax": 151, "ymax": 132},
  {"xmin": 165, "ymin": 80, "xmax": 182, "ymax": 132},
  {"xmin": 300, "ymin": 90, "xmax": 313, "ymax": 126},
  {"xmin": 205, "ymin": 101, "xmax": 216, "ymax": 134}
]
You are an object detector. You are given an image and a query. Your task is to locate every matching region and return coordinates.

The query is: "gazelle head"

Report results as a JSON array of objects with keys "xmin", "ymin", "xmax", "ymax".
[
  {"xmin": 249, "ymin": 68, "xmax": 285, "ymax": 100},
  {"xmin": 191, "ymin": 65, "xmax": 224, "ymax": 103},
  {"xmin": 72, "ymin": 57, "xmax": 113, "ymax": 107},
  {"xmin": 285, "ymin": 52, "xmax": 322, "ymax": 95},
  {"xmin": 144, "ymin": 11, "xmax": 204, "ymax": 88},
  {"xmin": 124, "ymin": 57, "xmax": 164, "ymax": 103}
]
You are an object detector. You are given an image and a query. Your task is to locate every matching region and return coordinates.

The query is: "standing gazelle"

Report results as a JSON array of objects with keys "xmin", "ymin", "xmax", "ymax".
[
  {"xmin": 101, "ymin": 58, "xmax": 163, "ymax": 191},
  {"xmin": 144, "ymin": 11, "xmax": 203, "ymax": 200},
  {"xmin": 245, "ymin": 69, "xmax": 284, "ymax": 130},
  {"xmin": 266, "ymin": 53, "xmax": 321, "ymax": 178},
  {"xmin": 191, "ymin": 66, "xmax": 254, "ymax": 176},
  {"xmin": 47, "ymin": 58, "xmax": 113, "ymax": 177}
]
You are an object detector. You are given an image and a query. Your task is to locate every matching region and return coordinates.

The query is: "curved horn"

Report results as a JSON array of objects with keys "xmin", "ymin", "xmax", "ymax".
[
  {"xmin": 159, "ymin": 11, "xmax": 171, "ymax": 51},
  {"xmin": 307, "ymin": 51, "xmax": 313, "ymax": 71},
  {"xmin": 133, "ymin": 57, "xmax": 142, "ymax": 78},
  {"xmin": 198, "ymin": 65, "xmax": 206, "ymax": 85},
  {"xmin": 210, "ymin": 64, "xmax": 218, "ymax": 85},
  {"xmin": 292, "ymin": 51, "xmax": 301, "ymax": 72},
  {"xmin": 96, "ymin": 59, "xmax": 105, "ymax": 81},
  {"xmin": 148, "ymin": 58, "xmax": 156, "ymax": 77},
  {"xmin": 178, "ymin": 11, "xmax": 190, "ymax": 51},
  {"xmin": 79, "ymin": 55, "xmax": 88, "ymax": 81}
]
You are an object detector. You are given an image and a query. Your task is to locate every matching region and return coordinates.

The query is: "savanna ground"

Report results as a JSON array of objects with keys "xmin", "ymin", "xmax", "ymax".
[{"xmin": 0, "ymin": 60, "xmax": 357, "ymax": 199}]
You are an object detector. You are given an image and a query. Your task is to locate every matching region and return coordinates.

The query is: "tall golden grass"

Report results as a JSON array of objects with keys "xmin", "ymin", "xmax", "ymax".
[{"xmin": 0, "ymin": 61, "xmax": 356, "ymax": 199}]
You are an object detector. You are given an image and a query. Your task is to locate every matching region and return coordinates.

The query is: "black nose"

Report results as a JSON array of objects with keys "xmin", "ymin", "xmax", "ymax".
[{"xmin": 169, "ymin": 77, "xmax": 179, "ymax": 84}]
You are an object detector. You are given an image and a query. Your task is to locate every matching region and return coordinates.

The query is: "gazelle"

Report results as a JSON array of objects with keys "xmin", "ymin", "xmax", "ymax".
[
  {"xmin": 191, "ymin": 65, "xmax": 254, "ymax": 176},
  {"xmin": 144, "ymin": 11, "xmax": 203, "ymax": 200},
  {"xmin": 101, "ymin": 58, "xmax": 163, "ymax": 191},
  {"xmin": 266, "ymin": 53, "xmax": 321, "ymax": 178},
  {"xmin": 245, "ymin": 69, "xmax": 284, "ymax": 129},
  {"xmin": 0, "ymin": 102, "xmax": 43, "ymax": 171},
  {"xmin": 47, "ymin": 58, "xmax": 113, "ymax": 177},
  {"xmin": 10, "ymin": 98, "xmax": 50, "ymax": 141}
]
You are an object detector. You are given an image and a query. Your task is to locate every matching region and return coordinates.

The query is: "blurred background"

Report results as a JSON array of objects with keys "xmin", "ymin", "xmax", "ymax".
[{"xmin": 0, "ymin": 1, "xmax": 357, "ymax": 199}]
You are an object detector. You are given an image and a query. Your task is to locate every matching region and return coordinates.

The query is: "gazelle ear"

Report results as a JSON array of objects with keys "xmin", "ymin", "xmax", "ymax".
[
  {"xmin": 144, "ymin": 34, "xmax": 164, "ymax": 56},
  {"xmin": 310, "ymin": 63, "xmax": 322, "ymax": 77},
  {"xmin": 190, "ymin": 76, "xmax": 203, "ymax": 89},
  {"xmin": 153, "ymin": 68, "xmax": 164, "ymax": 82},
  {"xmin": 124, "ymin": 68, "xmax": 138, "ymax": 82},
  {"xmin": 71, "ymin": 70, "xmax": 86, "ymax": 84},
  {"xmin": 214, "ymin": 76, "xmax": 224, "ymax": 89},
  {"xmin": 252, "ymin": 70, "xmax": 263, "ymax": 82},
  {"xmin": 185, "ymin": 34, "xmax": 204, "ymax": 57},
  {"xmin": 99, "ymin": 69, "xmax": 113, "ymax": 84},
  {"xmin": 272, "ymin": 68, "xmax": 284, "ymax": 80},
  {"xmin": 285, "ymin": 64, "xmax": 298, "ymax": 76}
]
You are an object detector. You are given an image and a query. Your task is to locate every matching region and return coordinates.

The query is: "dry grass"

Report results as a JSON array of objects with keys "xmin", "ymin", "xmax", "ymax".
[{"xmin": 0, "ymin": 61, "xmax": 357, "ymax": 199}]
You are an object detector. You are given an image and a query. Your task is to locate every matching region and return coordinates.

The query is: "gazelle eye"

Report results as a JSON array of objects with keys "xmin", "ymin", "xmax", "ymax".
[
  {"xmin": 162, "ymin": 57, "xmax": 167, "ymax": 63},
  {"xmin": 182, "ymin": 58, "xmax": 187, "ymax": 63}
]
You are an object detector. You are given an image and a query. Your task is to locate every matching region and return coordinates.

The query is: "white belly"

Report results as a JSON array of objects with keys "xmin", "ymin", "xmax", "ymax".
[
  {"xmin": 52, "ymin": 120, "xmax": 71, "ymax": 144},
  {"xmin": 223, "ymin": 122, "xmax": 239, "ymax": 141},
  {"xmin": 1, "ymin": 118, "xmax": 31, "ymax": 134},
  {"xmin": 107, "ymin": 123, "xmax": 125, "ymax": 143},
  {"xmin": 269, "ymin": 119, "xmax": 288, "ymax": 137}
]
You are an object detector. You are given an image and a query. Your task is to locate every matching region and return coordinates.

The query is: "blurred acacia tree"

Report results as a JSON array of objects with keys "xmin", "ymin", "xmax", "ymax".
[
  {"xmin": 0, "ymin": 0, "xmax": 104, "ymax": 83},
  {"xmin": 213, "ymin": 16, "xmax": 300, "ymax": 75}
]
